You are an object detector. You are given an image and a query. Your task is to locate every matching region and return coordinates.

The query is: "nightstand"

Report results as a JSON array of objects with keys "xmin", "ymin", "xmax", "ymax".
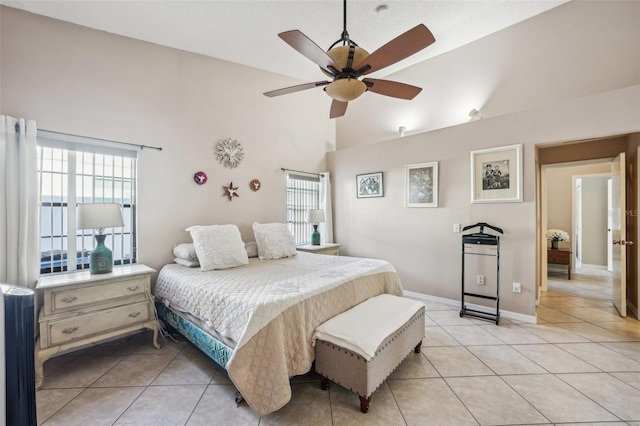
[
  {"xmin": 35, "ymin": 264, "xmax": 160, "ymax": 389},
  {"xmin": 296, "ymin": 243, "xmax": 342, "ymax": 256}
]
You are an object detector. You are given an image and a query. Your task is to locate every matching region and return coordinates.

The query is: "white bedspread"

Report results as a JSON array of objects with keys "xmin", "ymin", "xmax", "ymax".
[{"xmin": 154, "ymin": 252, "xmax": 403, "ymax": 416}]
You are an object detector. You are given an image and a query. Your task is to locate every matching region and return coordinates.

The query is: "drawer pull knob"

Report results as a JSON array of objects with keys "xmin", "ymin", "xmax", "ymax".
[
  {"xmin": 62, "ymin": 326, "xmax": 79, "ymax": 334},
  {"xmin": 61, "ymin": 296, "xmax": 77, "ymax": 303},
  {"xmin": 127, "ymin": 285, "xmax": 139, "ymax": 292},
  {"xmin": 128, "ymin": 311, "xmax": 141, "ymax": 318}
]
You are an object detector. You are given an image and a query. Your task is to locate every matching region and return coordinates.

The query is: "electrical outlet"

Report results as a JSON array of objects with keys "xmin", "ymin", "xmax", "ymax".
[
  {"xmin": 513, "ymin": 282, "xmax": 521, "ymax": 293},
  {"xmin": 477, "ymin": 275, "xmax": 485, "ymax": 285},
  {"xmin": 453, "ymin": 224, "xmax": 461, "ymax": 233}
]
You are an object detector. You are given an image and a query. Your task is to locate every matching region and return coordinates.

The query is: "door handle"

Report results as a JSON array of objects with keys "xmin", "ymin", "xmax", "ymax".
[
  {"xmin": 613, "ymin": 240, "xmax": 621, "ymax": 245},
  {"xmin": 613, "ymin": 240, "xmax": 635, "ymax": 246}
]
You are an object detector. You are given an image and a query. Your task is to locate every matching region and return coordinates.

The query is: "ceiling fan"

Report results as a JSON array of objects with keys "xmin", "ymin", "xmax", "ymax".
[{"xmin": 263, "ymin": 0, "xmax": 435, "ymax": 119}]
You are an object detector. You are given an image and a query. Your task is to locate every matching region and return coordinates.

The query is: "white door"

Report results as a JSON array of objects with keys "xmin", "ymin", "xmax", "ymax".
[
  {"xmin": 607, "ymin": 178, "xmax": 613, "ymax": 272},
  {"xmin": 611, "ymin": 153, "xmax": 627, "ymax": 317},
  {"xmin": 575, "ymin": 178, "xmax": 582, "ymax": 267}
]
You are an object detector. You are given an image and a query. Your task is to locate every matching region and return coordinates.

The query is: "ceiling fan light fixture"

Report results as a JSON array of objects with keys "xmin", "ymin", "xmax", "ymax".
[{"xmin": 325, "ymin": 79, "xmax": 367, "ymax": 102}]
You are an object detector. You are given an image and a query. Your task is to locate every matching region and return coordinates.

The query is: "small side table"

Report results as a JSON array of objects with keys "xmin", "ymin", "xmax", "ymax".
[
  {"xmin": 547, "ymin": 249, "xmax": 571, "ymax": 279},
  {"xmin": 297, "ymin": 243, "xmax": 342, "ymax": 256}
]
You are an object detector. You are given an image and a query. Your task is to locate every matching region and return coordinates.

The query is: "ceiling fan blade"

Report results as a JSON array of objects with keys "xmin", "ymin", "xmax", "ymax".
[
  {"xmin": 330, "ymin": 100, "xmax": 348, "ymax": 119},
  {"xmin": 355, "ymin": 24, "xmax": 435, "ymax": 76},
  {"xmin": 279, "ymin": 30, "xmax": 342, "ymax": 74},
  {"xmin": 263, "ymin": 81, "xmax": 330, "ymax": 97},
  {"xmin": 363, "ymin": 78, "xmax": 422, "ymax": 100}
]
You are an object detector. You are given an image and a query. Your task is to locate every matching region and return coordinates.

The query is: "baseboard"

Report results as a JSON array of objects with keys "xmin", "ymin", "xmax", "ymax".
[
  {"xmin": 627, "ymin": 302, "xmax": 638, "ymax": 319},
  {"xmin": 579, "ymin": 263, "xmax": 608, "ymax": 270},
  {"xmin": 404, "ymin": 290, "xmax": 537, "ymax": 324}
]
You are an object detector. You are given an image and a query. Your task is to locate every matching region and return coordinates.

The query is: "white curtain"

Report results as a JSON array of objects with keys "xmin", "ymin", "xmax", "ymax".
[
  {"xmin": 319, "ymin": 172, "xmax": 334, "ymax": 243},
  {"xmin": 0, "ymin": 116, "xmax": 40, "ymax": 289}
]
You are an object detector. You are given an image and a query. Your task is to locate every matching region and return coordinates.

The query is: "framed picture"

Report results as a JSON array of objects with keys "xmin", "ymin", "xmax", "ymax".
[
  {"xmin": 356, "ymin": 172, "xmax": 383, "ymax": 198},
  {"xmin": 470, "ymin": 144, "xmax": 523, "ymax": 203},
  {"xmin": 405, "ymin": 162, "xmax": 438, "ymax": 207}
]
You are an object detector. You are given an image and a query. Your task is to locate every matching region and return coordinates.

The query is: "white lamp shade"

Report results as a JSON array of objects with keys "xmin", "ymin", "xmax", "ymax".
[
  {"xmin": 77, "ymin": 203, "xmax": 124, "ymax": 230},
  {"xmin": 307, "ymin": 209, "xmax": 325, "ymax": 224}
]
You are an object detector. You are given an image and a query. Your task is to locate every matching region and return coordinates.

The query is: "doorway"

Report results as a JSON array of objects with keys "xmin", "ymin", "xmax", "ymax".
[
  {"xmin": 536, "ymin": 134, "xmax": 640, "ymax": 320},
  {"xmin": 541, "ymin": 161, "xmax": 614, "ymax": 300},
  {"xmin": 573, "ymin": 173, "xmax": 612, "ymax": 276}
]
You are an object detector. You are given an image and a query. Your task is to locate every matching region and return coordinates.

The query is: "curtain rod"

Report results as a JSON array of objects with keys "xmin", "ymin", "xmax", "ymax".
[
  {"xmin": 280, "ymin": 168, "xmax": 324, "ymax": 177},
  {"xmin": 34, "ymin": 127, "xmax": 163, "ymax": 151}
]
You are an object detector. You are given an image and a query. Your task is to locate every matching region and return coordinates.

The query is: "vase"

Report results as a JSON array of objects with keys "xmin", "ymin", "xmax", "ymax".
[{"xmin": 551, "ymin": 239, "xmax": 559, "ymax": 250}]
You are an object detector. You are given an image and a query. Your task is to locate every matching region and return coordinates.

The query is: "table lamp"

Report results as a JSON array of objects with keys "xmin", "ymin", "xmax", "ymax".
[
  {"xmin": 77, "ymin": 203, "xmax": 124, "ymax": 274},
  {"xmin": 307, "ymin": 209, "xmax": 325, "ymax": 246}
]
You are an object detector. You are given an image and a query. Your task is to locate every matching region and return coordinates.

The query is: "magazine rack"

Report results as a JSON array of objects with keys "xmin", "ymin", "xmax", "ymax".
[{"xmin": 460, "ymin": 222, "xmax": 503, "ymax": 324}]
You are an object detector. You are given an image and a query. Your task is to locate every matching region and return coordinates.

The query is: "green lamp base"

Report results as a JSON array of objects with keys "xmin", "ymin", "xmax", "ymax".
[
  {"xmin": 311, "ymin": 224, "xmax": 321, "ymax": 246},
  {"xmin": 90, "ymin": 234, "xmax": 113, "ymax": 274}
]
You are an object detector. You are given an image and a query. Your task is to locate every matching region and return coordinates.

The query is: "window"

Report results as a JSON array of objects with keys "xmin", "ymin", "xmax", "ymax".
[
  {"xmin": 286, "ymin": 173, "xmax": 320, "ymax": 245},
  {"xmin": 37, "ymin": 138, "xmax": 137, "ymax": 274}
]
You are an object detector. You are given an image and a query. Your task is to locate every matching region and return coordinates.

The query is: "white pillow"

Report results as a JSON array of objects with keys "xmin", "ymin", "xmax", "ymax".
[
  {"xmin": 173, "ymin": 243, "xmax": 197, "ymax": 261},
  {"xmin": 189, "ymin": 225, "xmax": 249, "ymax": 271},
  {"xmin": 245, "ymin": 241, "xmax": 259, "ymax": 258},
  {"xmin": 173, "ymin": 257, "xmax": 200, "ymax": 268},
  {"xmin": 252, "ymin": 222, "xmax": 297, "ymax": 260}
]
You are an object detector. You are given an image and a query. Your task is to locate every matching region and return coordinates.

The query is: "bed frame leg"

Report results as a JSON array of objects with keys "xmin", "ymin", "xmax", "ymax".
[
  {"xmin": 359, "ymin": 395, "xmax": 371, "ymax": 413},
  {"xmin": 320, "ymin": 375, "xmax": 329, "ymax": 391},
  {"xmin": 234, "ymin": 391, "xmax": 244, "ymax": 405},
  {"xmin": 414, "ymin": 341, "xmax": 422, "ymax": 353}
]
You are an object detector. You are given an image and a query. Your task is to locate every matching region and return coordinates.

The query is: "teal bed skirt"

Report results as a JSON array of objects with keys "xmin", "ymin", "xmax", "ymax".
[{"xmin": 155, "ymin": 301, "xmax": 234, "ymax": 370}]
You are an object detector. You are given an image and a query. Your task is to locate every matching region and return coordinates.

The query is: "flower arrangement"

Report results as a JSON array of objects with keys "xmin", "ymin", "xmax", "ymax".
[{"xmin": 546, "ymin": 229, "xmax": 570, "ymax": 242}]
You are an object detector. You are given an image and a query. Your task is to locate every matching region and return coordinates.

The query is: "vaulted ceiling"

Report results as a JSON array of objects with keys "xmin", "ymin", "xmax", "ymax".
[{"xmin": 1, "ymin": 1, "xmax": 567, "ymax": 82}]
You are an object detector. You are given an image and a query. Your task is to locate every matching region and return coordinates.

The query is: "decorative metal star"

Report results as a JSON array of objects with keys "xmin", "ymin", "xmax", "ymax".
[{"xmin": 223, "ymin": 182, "xmax": 239, "ymax": 201}]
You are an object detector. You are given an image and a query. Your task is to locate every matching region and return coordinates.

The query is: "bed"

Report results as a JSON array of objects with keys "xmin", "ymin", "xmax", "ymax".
[{"xmin": 154, "ymin": 251, "xmax": 403, "ymax": 417}]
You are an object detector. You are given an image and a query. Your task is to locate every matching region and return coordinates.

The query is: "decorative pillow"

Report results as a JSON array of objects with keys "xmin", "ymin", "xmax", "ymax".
[
  {"xmin": 252, "ymin": 222, "xmax": 297, "ymax": 260},
  {"xmin": 173, "ymin": 243, "xmax": 197, "ymax": 261},
  {"xmin": 173, "ymin": 257, "xmax": 200, "ymax": 268},
  {"xmin": 188, "ymin": 225, "xmax": 249, "ymax": 271},
  {"xmin": 245, "ymin": 241, "xmax": 259, "ymax": 258}
]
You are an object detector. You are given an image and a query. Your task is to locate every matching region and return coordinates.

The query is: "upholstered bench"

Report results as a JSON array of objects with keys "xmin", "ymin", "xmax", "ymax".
[{"xmin": 313, "ymin": 294, "xmax": 425, "ymax": 413}]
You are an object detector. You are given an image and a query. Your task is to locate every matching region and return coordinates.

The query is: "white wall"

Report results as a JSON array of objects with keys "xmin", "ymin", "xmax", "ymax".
[
  {"xmin": 328, "ymin": 85, "xmax": 640, "ymax": 317},
  {"xmin": 581, "ymin": 176, "xmax": 609, "ymax": 266},
  {"xmin": 336, "ymin": 0, "xmax": 640, "ymax": 148},
  {"xmin": 0, "ymin": 6, "xmax": 335, "ymax": 275}
]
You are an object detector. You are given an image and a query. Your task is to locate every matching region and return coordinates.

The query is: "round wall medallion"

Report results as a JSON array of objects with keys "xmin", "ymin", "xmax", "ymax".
[
  {"xmin": 215, "ymin": 138, "xmax": 244, "ymax": 169},
  {"xmin": 250, "ymin": 179, "xmax": 261, "ymax": 192},
  {"xmin": 194, "ymin": 171, "xmax": 208, "ymax": 185}
]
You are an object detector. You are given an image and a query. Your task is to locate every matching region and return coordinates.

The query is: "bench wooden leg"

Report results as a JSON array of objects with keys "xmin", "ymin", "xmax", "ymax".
[
  {"xmin": 414, "ymin": 341, "xmax": 422, "ymax": 353},
  {"xmin": 359, "ymin": 395, "xmax": 371, "ymax": 413},
  {"xmin": 320, "ymin": 375, "xmax": 329, "ymax": 391}
]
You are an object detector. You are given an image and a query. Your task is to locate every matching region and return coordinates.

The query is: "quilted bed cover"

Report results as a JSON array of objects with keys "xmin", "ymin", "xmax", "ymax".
[{"xmin": 154, "ymin": 252, "xmax": 403, "ymax": 416}]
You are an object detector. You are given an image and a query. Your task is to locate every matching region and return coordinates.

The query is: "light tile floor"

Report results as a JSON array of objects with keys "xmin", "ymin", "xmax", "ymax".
[{"xmin": 37, "ymin": 274, "xmax": 640, "ymax": 425}]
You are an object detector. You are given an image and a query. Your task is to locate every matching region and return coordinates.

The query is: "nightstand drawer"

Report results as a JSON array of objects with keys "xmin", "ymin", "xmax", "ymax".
[
  {"xmin": 547, "ymin": 250, "xmax": 570, "ymax": 264},
  {"xmin": 50, "ymin": 276, "xmax": 148, "ymax": 314},
  {"xmin": 46, "ymin": 300, "xmax": 152, "ymax": 346}
]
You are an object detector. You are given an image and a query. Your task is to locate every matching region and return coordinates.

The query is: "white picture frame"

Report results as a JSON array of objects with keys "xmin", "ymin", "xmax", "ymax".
[
  {"xmin": 356, "ymin": 172, "xmax": 383, "ymax": 198},
  {"xmin": 405, "ymin": 162, "xmax": 438, "ymax": 207},
  {"xmin": 470, "ymin": 144, "xmax": 523, "ymax": 203}
]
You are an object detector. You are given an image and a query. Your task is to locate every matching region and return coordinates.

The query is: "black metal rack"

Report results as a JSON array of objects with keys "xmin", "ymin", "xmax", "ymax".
[{"xmin": 460, "ymin": 222, "xmax": 503, "ymax": 324}]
